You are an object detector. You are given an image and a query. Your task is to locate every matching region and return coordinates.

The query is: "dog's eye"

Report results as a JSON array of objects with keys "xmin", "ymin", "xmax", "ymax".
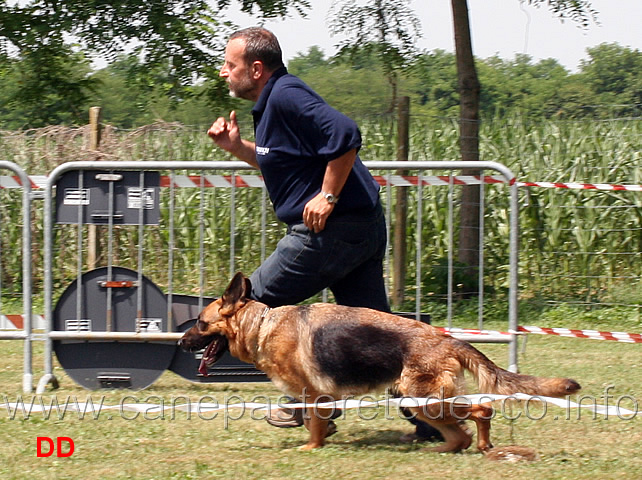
[{"xmin": 196, "ymin": 319, "xmax": 208, "ymax": 332}]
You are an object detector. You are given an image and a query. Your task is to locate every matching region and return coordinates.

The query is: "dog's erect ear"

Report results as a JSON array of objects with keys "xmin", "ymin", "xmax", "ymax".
[
  {"xmin": 220, "ymin": 272, "xmax": 250, "ymax": 316},
  {"xmin": 242, "ymin": 275, "xmax": 251, "ymax": 298}
]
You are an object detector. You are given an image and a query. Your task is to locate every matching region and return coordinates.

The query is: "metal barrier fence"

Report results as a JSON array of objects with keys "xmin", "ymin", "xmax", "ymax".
[
  {"xmin": 35, "ymin": 160, "xmax": 520, "ymax": 392},
  {"xmin": 0, "ymin": 161, "xmax": 34, "ymax": 393}
]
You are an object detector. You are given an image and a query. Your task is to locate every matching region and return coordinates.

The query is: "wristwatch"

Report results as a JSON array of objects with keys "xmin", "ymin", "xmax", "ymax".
[{"xmin": 321, "ymin": 191, "xmax": 339, "ymax": 204}]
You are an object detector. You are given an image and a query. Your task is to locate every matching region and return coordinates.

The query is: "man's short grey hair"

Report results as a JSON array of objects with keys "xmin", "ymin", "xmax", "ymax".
[{"xmin": 230, "ymin": 27, "xmax": 284, "ymax": 72}]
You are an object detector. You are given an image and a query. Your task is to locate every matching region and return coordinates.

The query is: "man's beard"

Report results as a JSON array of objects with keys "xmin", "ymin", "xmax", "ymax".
[{"xmin": 227, "ymin": 74, "xmax": 256, "ymax": 100}]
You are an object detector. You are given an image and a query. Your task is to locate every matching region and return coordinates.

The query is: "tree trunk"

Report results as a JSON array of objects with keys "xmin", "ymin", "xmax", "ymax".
[
  {"xmin": 392, "ymin": 96, "xmax": 410, "ymax": 309},
  {"xmin": 451, "ymin": 0, "xmax": 481, "ymax": 280}
]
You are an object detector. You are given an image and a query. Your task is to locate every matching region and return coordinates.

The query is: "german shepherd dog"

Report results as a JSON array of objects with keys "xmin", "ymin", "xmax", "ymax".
[{"xmin": 179, "ymin": 273, "xmax": 580, "ymax": 452}]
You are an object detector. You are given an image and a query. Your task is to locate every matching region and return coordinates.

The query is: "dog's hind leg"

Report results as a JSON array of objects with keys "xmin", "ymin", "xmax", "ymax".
[
  {"xmin": 424, "ymin": 422, "xmax": 472, "ymax": 453},
  {"xmin": 467, "ymin": 403, "xmax": 494, "ymax": 452},
  {"xmin": 432, "ymin": 402, "xmax": 494, "ymax": 453},
  {"xmin": 408, "ymin": 407, "xmax": 473, "ymax": 453}
]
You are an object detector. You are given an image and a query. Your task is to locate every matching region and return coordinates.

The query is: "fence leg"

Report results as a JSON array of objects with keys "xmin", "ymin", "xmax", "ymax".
[
  {"xmin": 38, "ymin": 167, "xmax": 60, "ymax": 393},
  {"xmin": 508, "ymin": 182, "xmax": 520, "ymax": 372},
  {"xmin": 36, "ymin": 374, "xmax": 60, "ymax": 394}
]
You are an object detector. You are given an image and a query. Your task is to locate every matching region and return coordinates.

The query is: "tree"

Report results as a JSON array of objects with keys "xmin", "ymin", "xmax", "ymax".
[
  {"xmin": 327, "ymin": 0, "xmax": 421, "ymax": 112},
  {"xmin": 85, "ymin": 53, "xmax": 243, "ymax": 128},
  {"xmin": 324, "ymin": 0, "xmax": 597, "ymax": 281},
  {"xmin": 405, "ymin": 49, "xmax": 459, "ymax": 116},
  {"xmin": 476, "ymin": 55, "xmax": 571, "ymax": 119},
  {"xmin": 321, "ymin": 0, "xmax": 598, "ymax": 297},
  {"xmin": 287, "ymin": 46, "xmax": 328, "ymax": 76},
  {"xmin": 0, "ymin": 0, "xmax": 309, "ymax": 127},
  {"xmin": 289, "ymin": 47, "xmax": 392, "ymax": 116},
  {"xmin": 0, "ymin": 43, "xmax": 96, "ymax": 128},
  {"xmin": 451, "ymin": 0, "xmax": 597, "ymax": 279},
  {"xmin": 580, "ymin": 43, "xmax": 642, "ymax": 111}
]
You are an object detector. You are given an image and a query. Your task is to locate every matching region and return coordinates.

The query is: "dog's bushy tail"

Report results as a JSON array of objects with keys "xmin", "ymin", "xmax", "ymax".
[{"xmin": 456, "ymin": 340, "xmax": 580, "ymax": 397}]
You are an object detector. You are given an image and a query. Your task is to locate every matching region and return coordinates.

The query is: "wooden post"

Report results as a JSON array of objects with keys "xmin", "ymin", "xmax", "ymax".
[
  {"xmin": 392, "ymin": 96, "xmax": 410, "ymax": 309},
  {"xmin": 89, "ymin": 106, "xmax": 102, "ymax": 152},
  {"xmin": 87, "ymin": 107, "xmax": 102, "ymax": 270}
]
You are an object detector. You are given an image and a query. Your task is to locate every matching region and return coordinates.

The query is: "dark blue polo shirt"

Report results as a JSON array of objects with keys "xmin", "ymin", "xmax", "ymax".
[{"xmin": 251, "ymin": 67, "xmax": 380, "ymax": 225}]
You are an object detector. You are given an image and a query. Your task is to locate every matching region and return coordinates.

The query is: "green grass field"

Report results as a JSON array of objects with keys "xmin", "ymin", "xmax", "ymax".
[{"xmin": 0, "ymin": 315, "xmax": 640, "ymax": 480}]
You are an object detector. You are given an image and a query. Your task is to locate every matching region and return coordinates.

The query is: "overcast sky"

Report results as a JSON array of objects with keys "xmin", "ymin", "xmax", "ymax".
[{"xmin": 225, "ymin": 0, "xmax": 641, "ymax": 72}]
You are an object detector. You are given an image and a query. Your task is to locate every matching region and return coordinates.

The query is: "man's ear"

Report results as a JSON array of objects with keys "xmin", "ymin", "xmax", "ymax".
[
  {"xmin": 251, "ymin": 61, "xmax": 263, "ymax": 80},
  {"xmin": 220, "ymin": 272, "xmax": 250, "ymax": 316}
]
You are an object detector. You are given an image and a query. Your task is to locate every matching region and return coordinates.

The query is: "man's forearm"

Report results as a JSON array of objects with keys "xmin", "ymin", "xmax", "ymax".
[
  {"xmin": 231, "ymin": 140, "xmax": 259, "ymax": 168},
  {"xmin": 302, "ymin": 148, "xmax": 357, "ymax": 233},
  {"xmin": 321, "ymin": 148, "xmax": 357, "ymax": 198}
]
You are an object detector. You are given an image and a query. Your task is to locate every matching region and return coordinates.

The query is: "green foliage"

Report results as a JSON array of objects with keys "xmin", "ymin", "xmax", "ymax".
[
  {"xmin": 0, "ymin": 44, "xmax": 97, "ymax": 128},
  {"xmin": 215, "ymin": 0, "xmax": 310, "ymax": 18},
  {"xmin": 525, "ymin": 0, "xmax": 598, "ymax": 27},
  {"xmin": 580, "ymin": 43, "xmax": 642, "ymax": 111},
  {"xmin": 85, "ymin": 54, "xmax": 243, "ymax": 128},
  {"xmin": 1, "ymin": 1, "xmax": 227, "ymax": 78},
  {"xmin": 422, "ymin": 258, "xmax": 488, "ymax": 301},
  {"xmin": 282, "ymin": 43, "xmax": 642, "ymax": 123},
  {"xmin": 0, "ymin": 0, "xmax": 309, "ymax": 128},
  {"xmin": 328, "ymin": 0, "xmax": 422, "ymax": 110},
  {"xmin": 0, "ymin": 0, "xmax": 639, "ymax": 128},
  {"xmin": 234, "ymin": 41, "xmax": 639, "ymax": 124},
  {"xmin": 291, "ymin": 50, "xmax": 391, "ymax": 117},
  {"xmin": 328, "ymin": 0, "xmax": 421, "ymax": 71},
  {"xmin": 477, "ymin": 54, "xmax": 570, "ymax": 118},
  {"xmin": 403, "ymin": 49, "xmax": 459, "ymax": 117},
  {"xmin": 287, "ymin": 46, "xmax": 327, "ymax": 76}
]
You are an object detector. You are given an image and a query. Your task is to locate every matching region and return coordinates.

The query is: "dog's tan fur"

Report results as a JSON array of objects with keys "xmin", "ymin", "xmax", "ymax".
[{"xmin": 180, "ymin": 273, "xmax": 580, "ymax": 452}]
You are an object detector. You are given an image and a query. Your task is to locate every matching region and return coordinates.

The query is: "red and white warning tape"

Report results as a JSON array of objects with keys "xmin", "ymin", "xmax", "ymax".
[
  {"xmin": 517, "ymin": 181, "xmax": 642, "ymax": 192},
  {"xmin": 161, "ymin": 174, "xmax": 265, "ymax": 188},
  {"xmin": 1, "ymin": 174, "xmax": 509, "ymax": 189},
  {"xmin": 439, "ymin": 325, "xmax": 642, "ymax": 344},
  {"xmin": 0, "ymin": 175, "xmax": 47, "ymax": 189},
  {"xmin": 517, "ymin": 326, "xmax": 642, "ymax": 344},
  {"xmin": 0, "ymin": 315, "xmax": 46, "ymax": 330},
  {"xmin": 3, "ymin": 174, "xmax": 642, "ymax": 191},
  {"xmin": 438, "ymin": 327, "xmax": 514, "ymax": 339}
]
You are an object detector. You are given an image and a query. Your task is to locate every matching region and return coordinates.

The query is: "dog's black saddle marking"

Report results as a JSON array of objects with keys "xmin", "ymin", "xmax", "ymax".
[{"xmin": 312, "ymin": 321, "xmax": 405, "ymax": 388}]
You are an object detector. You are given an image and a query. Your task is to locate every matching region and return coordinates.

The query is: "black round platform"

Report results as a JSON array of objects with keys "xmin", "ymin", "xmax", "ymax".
[{"xmin": 53, "ymin": 267, "xmax": 176, "ymax": 390}]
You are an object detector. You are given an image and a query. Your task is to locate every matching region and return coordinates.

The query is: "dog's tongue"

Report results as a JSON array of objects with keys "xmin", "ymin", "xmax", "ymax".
[
  {"xmin": 198, "ymin": 357, "xmax": 210, "ymax": 377},
  {"xmin": 198, "ymin": 340, "xmax": 217, "ymax": 377}
]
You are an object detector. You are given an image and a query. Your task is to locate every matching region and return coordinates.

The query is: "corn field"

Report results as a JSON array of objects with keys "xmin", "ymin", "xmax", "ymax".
[
  {"xmin": 361, "ymin": 115, "xmax": 641, "ymax": 311},
  {"xmin": 0, "ymin": 115, "xmax": 640, "ymax": 315}
]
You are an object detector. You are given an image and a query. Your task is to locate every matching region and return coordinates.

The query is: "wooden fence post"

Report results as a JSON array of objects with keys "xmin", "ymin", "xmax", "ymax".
[
  {"xmin": 392, "ymin": 96, "xmax": 410, "ymax": 309},
  {"xmin": 87, "ymin": 106, "xmax": 102, "ymax": 270}
]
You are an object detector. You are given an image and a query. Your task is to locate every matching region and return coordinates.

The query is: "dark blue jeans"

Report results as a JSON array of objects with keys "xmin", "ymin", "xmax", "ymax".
[{"xmin": 249, "ymin": 202, "xmax": 390, "ymax": 312}]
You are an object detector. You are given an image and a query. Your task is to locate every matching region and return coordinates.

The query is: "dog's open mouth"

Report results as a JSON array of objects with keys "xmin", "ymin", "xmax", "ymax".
[{"xmin": 198, "ymin": 334, "xmax": 229, "ymax": 376}]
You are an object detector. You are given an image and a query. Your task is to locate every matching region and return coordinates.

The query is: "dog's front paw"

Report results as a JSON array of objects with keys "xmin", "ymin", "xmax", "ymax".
[{"xmin": 298, "ymin": 441, "xmax": 325, "ymax": 451}]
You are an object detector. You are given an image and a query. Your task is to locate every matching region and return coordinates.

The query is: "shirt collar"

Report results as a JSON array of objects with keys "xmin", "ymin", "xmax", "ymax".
[{"xmin": 252, "ymin": 66, "xmax": 288, "ymax": 116}]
